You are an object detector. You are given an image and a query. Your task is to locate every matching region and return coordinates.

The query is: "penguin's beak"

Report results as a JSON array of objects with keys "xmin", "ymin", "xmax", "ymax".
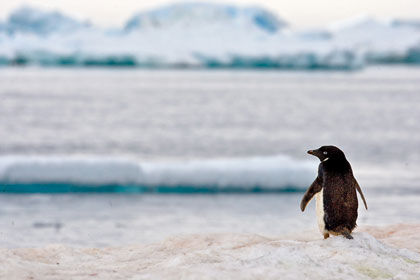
[{"xmin": 307, "ymin": 150, "xmax": 315, "ymax": 155}]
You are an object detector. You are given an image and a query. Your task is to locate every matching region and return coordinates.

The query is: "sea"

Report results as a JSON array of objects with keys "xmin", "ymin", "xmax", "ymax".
[{"xmin": 0, "ymin": 66, "xmax": 420, "ymax": 248}]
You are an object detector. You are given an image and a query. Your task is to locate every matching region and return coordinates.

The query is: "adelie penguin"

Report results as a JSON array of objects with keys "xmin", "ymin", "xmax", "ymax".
[{"xmin": 300, "ymin": 146, "xmax": 368, "ymax": 240}]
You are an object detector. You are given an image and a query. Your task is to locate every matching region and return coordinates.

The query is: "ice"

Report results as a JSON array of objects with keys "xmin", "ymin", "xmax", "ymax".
[
  {"xmin": 0, "ymin": 225, "xmax": 419, "ymax": 279},
  {"xmin": 0, "ymin": 155, "xmax": 316, "ymax": 192},
  {"xmin": 0, "ymin": 156, "xmax": 142, "ymax": 185},
  {"xmin": 0, "ymin": 4, "xmax": 419, "ymax": 68}
]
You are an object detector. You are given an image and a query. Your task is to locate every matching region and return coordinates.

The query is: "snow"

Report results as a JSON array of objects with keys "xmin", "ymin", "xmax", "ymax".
[
  {"xmin": 0, "ymin": 4, "xmax": 419, "ymax": 69},
  {"xmin": 1, "ymin": 224, "xmax": 419, "ymax": 279}
]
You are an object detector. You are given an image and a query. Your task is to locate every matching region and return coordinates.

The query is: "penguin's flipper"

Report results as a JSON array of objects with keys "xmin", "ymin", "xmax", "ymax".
[
  {"xmin": 300, "ymin": 177, "xmax": 322, "ymax": 212},
  {"xmin": 355, "ymin": 180, "xmax": 368, "ymax": 210}
]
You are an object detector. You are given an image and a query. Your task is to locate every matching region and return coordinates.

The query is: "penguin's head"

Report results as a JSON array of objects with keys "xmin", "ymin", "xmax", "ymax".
[{"xmin": 307, "ymin": 146, "xmax": 346, "ymax": 163}]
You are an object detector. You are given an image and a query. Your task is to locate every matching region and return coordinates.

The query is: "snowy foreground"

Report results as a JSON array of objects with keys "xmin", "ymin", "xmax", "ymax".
[{"xmin": 1, "ymin": 224, "xmax": 419, "ymax": 279}]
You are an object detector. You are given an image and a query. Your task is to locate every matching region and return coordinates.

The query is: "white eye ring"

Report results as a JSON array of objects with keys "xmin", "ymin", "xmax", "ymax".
[{"xmin": 323, "ymin": 151, "xmax": 328, "ymax": 155}]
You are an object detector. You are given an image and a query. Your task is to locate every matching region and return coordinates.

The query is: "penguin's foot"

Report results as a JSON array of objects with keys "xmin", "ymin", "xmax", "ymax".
[
  {"xmin": 323, "ymin": 233, "xmax": 330, "ymax": 239},
  {"xmin": 341, "ymin": 231, "xmax": 353, "ymax": 239}
]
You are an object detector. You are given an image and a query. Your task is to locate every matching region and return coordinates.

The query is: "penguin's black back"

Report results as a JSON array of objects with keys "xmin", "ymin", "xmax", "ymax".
[{"xmin": 319, "ymin": 151, "xmax": 359, "ymax": 233}]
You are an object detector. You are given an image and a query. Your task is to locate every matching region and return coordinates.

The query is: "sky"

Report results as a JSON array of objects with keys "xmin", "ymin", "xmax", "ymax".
[{"xmin": 0, "ymin": 0, "xmax": 419, "ymax": 29}]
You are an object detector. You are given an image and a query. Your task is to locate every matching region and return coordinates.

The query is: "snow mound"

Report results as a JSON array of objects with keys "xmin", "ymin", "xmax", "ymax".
[{"xmin": 1, "ymin": 229, "xmax": 419, "ymax": 279}]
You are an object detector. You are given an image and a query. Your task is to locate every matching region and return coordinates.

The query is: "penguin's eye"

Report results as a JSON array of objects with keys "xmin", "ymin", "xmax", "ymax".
[{"xmin": 323, "ymin": 151, "xmax": 328, "ymax": 155}]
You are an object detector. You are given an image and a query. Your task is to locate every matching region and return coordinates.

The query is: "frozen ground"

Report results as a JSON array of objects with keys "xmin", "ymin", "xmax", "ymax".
[{"xmin": 1, "ymin": 224, "xmax": 419, "ymax": 279}]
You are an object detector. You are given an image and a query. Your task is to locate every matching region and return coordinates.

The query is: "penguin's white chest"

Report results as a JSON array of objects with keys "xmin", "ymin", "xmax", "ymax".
[{"xmin": 315, "ymin": 189, "xmax": 326, "ymax": 234}]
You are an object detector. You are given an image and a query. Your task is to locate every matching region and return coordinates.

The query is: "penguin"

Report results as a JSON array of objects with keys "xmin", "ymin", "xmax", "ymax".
[{"xmin": 300, "ymin": 146, "xmax": 368, "ymax": 239}]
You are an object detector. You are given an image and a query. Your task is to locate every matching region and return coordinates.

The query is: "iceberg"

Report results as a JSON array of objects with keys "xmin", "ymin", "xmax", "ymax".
[
  {"xmin": 0, "ymin": 4, "xmax": 419, "ymax": 69},
  {"xmin": 0, "ymin": 155, "xmax": 316, "ymax": 193},
  {"xmin": 328, "ymin": 14, "xmax": 420, "ymax": 64}
]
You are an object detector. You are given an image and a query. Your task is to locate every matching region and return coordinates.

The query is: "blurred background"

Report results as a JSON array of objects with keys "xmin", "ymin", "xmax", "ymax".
[{"xmin": 0, "ymin": 0, "xmax": 419, "ymax": 248}]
